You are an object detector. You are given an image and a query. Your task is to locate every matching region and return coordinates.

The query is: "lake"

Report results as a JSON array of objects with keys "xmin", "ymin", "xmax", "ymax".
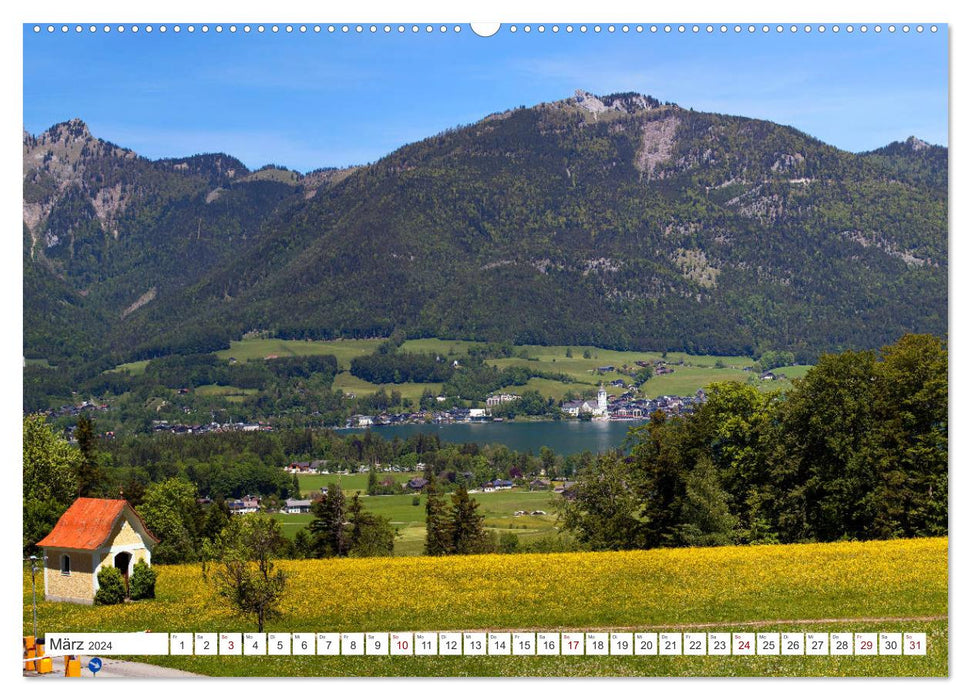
[{"xmin": 340, "ymin": 420, "xmax": 647, "ymax": 455}]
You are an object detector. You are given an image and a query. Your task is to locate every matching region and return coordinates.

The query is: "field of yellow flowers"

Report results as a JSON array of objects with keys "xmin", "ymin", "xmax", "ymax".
[{"xmin": 24, "ymin": 537, "xmax": 947, "ymax": 676}]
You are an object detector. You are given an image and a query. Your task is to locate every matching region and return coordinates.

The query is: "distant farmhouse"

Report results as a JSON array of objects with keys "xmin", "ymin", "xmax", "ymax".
[
  {"xmin": 36, "ymin": 498, "xmax": 158, "ymax": 605},
  {"xmin": 286, "ymin": 460, "xmax": 327, "ymax": 474},
  {"xmin": 228, "ymin": 495, "xmax": 261, "ymax": 515},
  {"xmin": 284, "ymin": 498, "xmax": 313, "ymax": 514}
]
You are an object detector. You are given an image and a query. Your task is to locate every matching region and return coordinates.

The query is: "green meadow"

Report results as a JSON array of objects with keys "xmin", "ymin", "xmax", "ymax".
[
  {"xmin": 276, "ymin": 479, "xmax": 560, "ymax": 556},
  {"xmin": 296, "ymin": 471, "xmax": 423, "ymax": 494},
  {"xmin": 331, "ymin": 372, "xmax": 441, "ymax": 402},
  {"xmin": 109, "ymin": 358, "xmax": 151, "ymax": 375},
  {"xmin": 193, "ymin": 385, "xmax": 259, "ymax": 403},
  {"xmin": 215, "ymin": 338, "xmax": 384, "ymax": 369}
]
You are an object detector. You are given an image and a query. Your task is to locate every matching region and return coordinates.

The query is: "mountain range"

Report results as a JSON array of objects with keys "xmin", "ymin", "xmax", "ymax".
[{"xmin": 23, "ymin": 90, "xmax": 947, "ymax": 383}]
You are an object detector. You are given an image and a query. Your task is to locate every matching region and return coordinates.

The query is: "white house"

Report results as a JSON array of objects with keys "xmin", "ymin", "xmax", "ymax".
[
  {"xmin": 560, "ymin": 400, "xmax": 584, "ymax": 416},
  {"xmin": 284, "ymin": 499, "xmax": 313, "ymax": 514},
  {"xmin": 486, "ymin": 393, "xmax": 520, "ymax": 407}
]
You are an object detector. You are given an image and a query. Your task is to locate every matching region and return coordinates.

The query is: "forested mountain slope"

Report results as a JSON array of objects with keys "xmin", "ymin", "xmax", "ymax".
[{"xmin": 24, "ymin": 91, "xmax": 947, "ymax": 378}]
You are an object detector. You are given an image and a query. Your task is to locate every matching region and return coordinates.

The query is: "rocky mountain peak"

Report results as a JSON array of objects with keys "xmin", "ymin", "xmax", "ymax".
[
  {"xmin": 23, "ymin": 118, "xmax": 138, "ymax": 241},
  {"xmin": 39, "ymin": 118, "xmax": 93, "ymax": 145},
  {"xmin": 906, "ymin": 135, "xmax": 932, "ymax": 152},
  {"xmin": 572, "ymin": 89, "xmax": 666, "ymax": 115}
]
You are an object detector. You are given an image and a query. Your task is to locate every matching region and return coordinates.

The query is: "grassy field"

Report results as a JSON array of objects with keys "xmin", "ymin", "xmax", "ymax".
[
  {"xmin": 643, "ymin": 367, "xmax": 750, "ymax": 397},
  {"xmin": 193, "ymin": 385, "xmax": 259, "ymax": 403},
  {"xmin": 276, "ymin": 485, "xmax": 559, "ymax": 555},
  {"xmin": 214, "ymin": 338, "xmax": 384, "ymax": 370},
  {"xmin": 23, "ymin": 538, "xmax": 948, "ymax": 677},
  {"xmin": 110, "ymin": 358, "xmax": 150, "ymax": 375},
  {"xmin": 297, "ymin": 471, "xmax": 423, "ymax": 493},
  {"xmin": 494, "ymin": 376, "xmax": 582, "ymax": 402},
  {"xmin": 399, "ymin": 338, "xmax": 482, "ymax": 357},
  {"xmin": 775, "ymin": 364, "xmax": 814, "ymax": 380},
  {"xmin": 24, "ymin": 358, "xmax": 53, "ymax": 368},
  {"xmin": 331, "ymin": 372, "xmax": 441, "ymax": 402}
]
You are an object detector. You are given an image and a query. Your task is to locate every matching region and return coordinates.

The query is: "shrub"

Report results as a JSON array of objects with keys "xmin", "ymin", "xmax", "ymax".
[
  {"xmin": 129, "ymin": 559, "xmax": 157, "ymax": 600},
  {"xmin": 94, "ymin": 566, "xmax": 126, "ymax": 605},
  {"xmin": 499, "ymin": 532, "xmax": 520, "ymax": 554}
]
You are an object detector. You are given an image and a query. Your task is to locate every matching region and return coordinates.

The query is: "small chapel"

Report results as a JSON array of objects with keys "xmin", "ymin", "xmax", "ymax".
[{"xmin": 36, "ymin": 498, "xmax": 158, "ymax": 604}]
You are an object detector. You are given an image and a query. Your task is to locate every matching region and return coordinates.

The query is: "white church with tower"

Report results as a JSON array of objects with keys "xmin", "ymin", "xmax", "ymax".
[
  {"xmin": 582, "ymin": 384, "xmax": 610, "ymax": 417},
  {"xmin": 560, "ymin": 384, "xmax": 610, "ymax": 418}
]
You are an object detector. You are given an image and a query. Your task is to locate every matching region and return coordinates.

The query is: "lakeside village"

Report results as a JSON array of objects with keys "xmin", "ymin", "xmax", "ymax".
[
  {"xmin": 38, "ymin": 356, "xmax": 783, "ymax": 435},
  {"xmin": 345, "ymin": 383, "xmax": 707, "ymax": 429},
  {"xmin": 42, "ymin": 383, "xmax": 710, "ymax": 436}
]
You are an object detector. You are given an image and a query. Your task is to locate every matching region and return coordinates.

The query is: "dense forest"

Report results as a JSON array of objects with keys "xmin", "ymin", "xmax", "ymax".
[
  {"xmin": 562, "ymin": 334, "xmax": 947, "ymax": 547},
  {"xmin": 24, "ymin": 92, "xmax": 947, "ymax": 412}
]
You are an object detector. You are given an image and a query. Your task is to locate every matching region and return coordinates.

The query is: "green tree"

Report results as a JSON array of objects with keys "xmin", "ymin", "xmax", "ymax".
[
  {"xmin": 309, "ymin": 484, "xmax": 347, "ymax": 557},
  {"xmin": 559, "ymin": 335, "xmax": 948, "ymax": 553},
  {"xmin": 367, "ymin": 468, "xmax": 378, "ymax": 496},
  {"xmin": 498, "ymin": 532, "xmax": 520, "ymax": 553},
  {"xmin": 74, "ymin": 414, "xmax": 104, "ymax": 497},
  {"xmin": 864, "ymin": 334, "xmax": 948, "ymax": 538},
  {"xmin": 214, "ymin": 513, "xmax": 288, "ymax": 632},
  {"xmin": 560, "ymin": 451, "xmax": 646, "ymax": 550},
  {"xmin": 685, "ymin": 382, "xmax": 778, "ymax": 543},
  {"xmin": 200, "ymin": 498, "xmax": 231, "ymax": 543},
  {"xmin": 757, "ymin": 350, "xmax": 796, "ymax": 372},
  {"xmin": 633, "ymin": 366, "xmax": 653, "ymax": 385},
  {"xmin": 774, "ymin": 349, "xmax": 878, "ymax": 541},
  {"xmin": 23, "ymin": 414, "xmax": 80, "ymax": 553},
  {"xmin": 629, "ymin": 412, "xmax": 688, "ymax": 548},
  {"xmin": 138, "ymin": 477, "xmax": 201, "ymax": 564},
  {"xmin": 23, "ymin": 414, "xmax": 81, "ymax": 503},
  {"xmin": 424, "ymin": 473, "xmax": 453, "ymax": 555},
  {"xmin": 672, "ymin": 455, "xmax": 737, "ymax": 547},
  {"xmin": 539, "ymin": 446, "xmax": 558, "ymax": 478},
  {"xmin": 347, "ymin": 493, "xmax": 397, "ymax": 557},
  {"xmin": 293, "ymin": 528, "xmax": 314, "ymax": 558},
  {"xmin": 450, "ymin": 486, "xmax": 489, "ymax": 554}
]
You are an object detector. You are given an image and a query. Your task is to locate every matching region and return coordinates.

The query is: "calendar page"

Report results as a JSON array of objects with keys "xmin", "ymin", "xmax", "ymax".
[{"xmin": 20, "ymin": 1, "xmax": 949, "ymax": 683}]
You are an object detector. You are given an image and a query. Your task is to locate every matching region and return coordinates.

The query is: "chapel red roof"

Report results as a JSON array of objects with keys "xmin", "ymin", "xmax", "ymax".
[{"xmin": 36, "ymin": 498, "xmax": 159, "ymax": 550}]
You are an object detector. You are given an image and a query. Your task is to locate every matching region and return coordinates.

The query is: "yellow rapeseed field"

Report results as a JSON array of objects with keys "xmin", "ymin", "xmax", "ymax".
[{"xmin": 25, "ymin": 538, "xmax": 947, "ymax": 636}]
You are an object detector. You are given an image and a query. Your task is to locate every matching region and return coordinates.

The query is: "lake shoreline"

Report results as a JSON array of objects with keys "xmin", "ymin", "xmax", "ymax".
[{"xmin": 335, "ymin": 419, "xmax": 651, "ymax": 455}]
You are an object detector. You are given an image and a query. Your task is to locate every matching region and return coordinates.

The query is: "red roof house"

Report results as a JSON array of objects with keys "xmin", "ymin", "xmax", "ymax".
[{"xmin": 37, "ymin": 498, "xmax": 158, "ymax": 604}]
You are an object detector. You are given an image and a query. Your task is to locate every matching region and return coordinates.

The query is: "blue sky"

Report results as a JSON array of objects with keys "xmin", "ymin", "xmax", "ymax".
[{"xmin": 23, "ymin": 23, "xmax": 948, "ymax": 172}]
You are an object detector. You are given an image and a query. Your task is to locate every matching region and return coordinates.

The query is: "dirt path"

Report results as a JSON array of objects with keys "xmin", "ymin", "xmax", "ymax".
[{"xmin": 25, "ymin": 655, "xmax": 204, "ymax": 678}]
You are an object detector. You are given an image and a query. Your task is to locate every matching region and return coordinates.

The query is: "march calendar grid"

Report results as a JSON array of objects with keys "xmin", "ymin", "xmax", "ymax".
[{"xmin": 47, "ymin": 631, "xmax": 928, "ymax": 657}]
